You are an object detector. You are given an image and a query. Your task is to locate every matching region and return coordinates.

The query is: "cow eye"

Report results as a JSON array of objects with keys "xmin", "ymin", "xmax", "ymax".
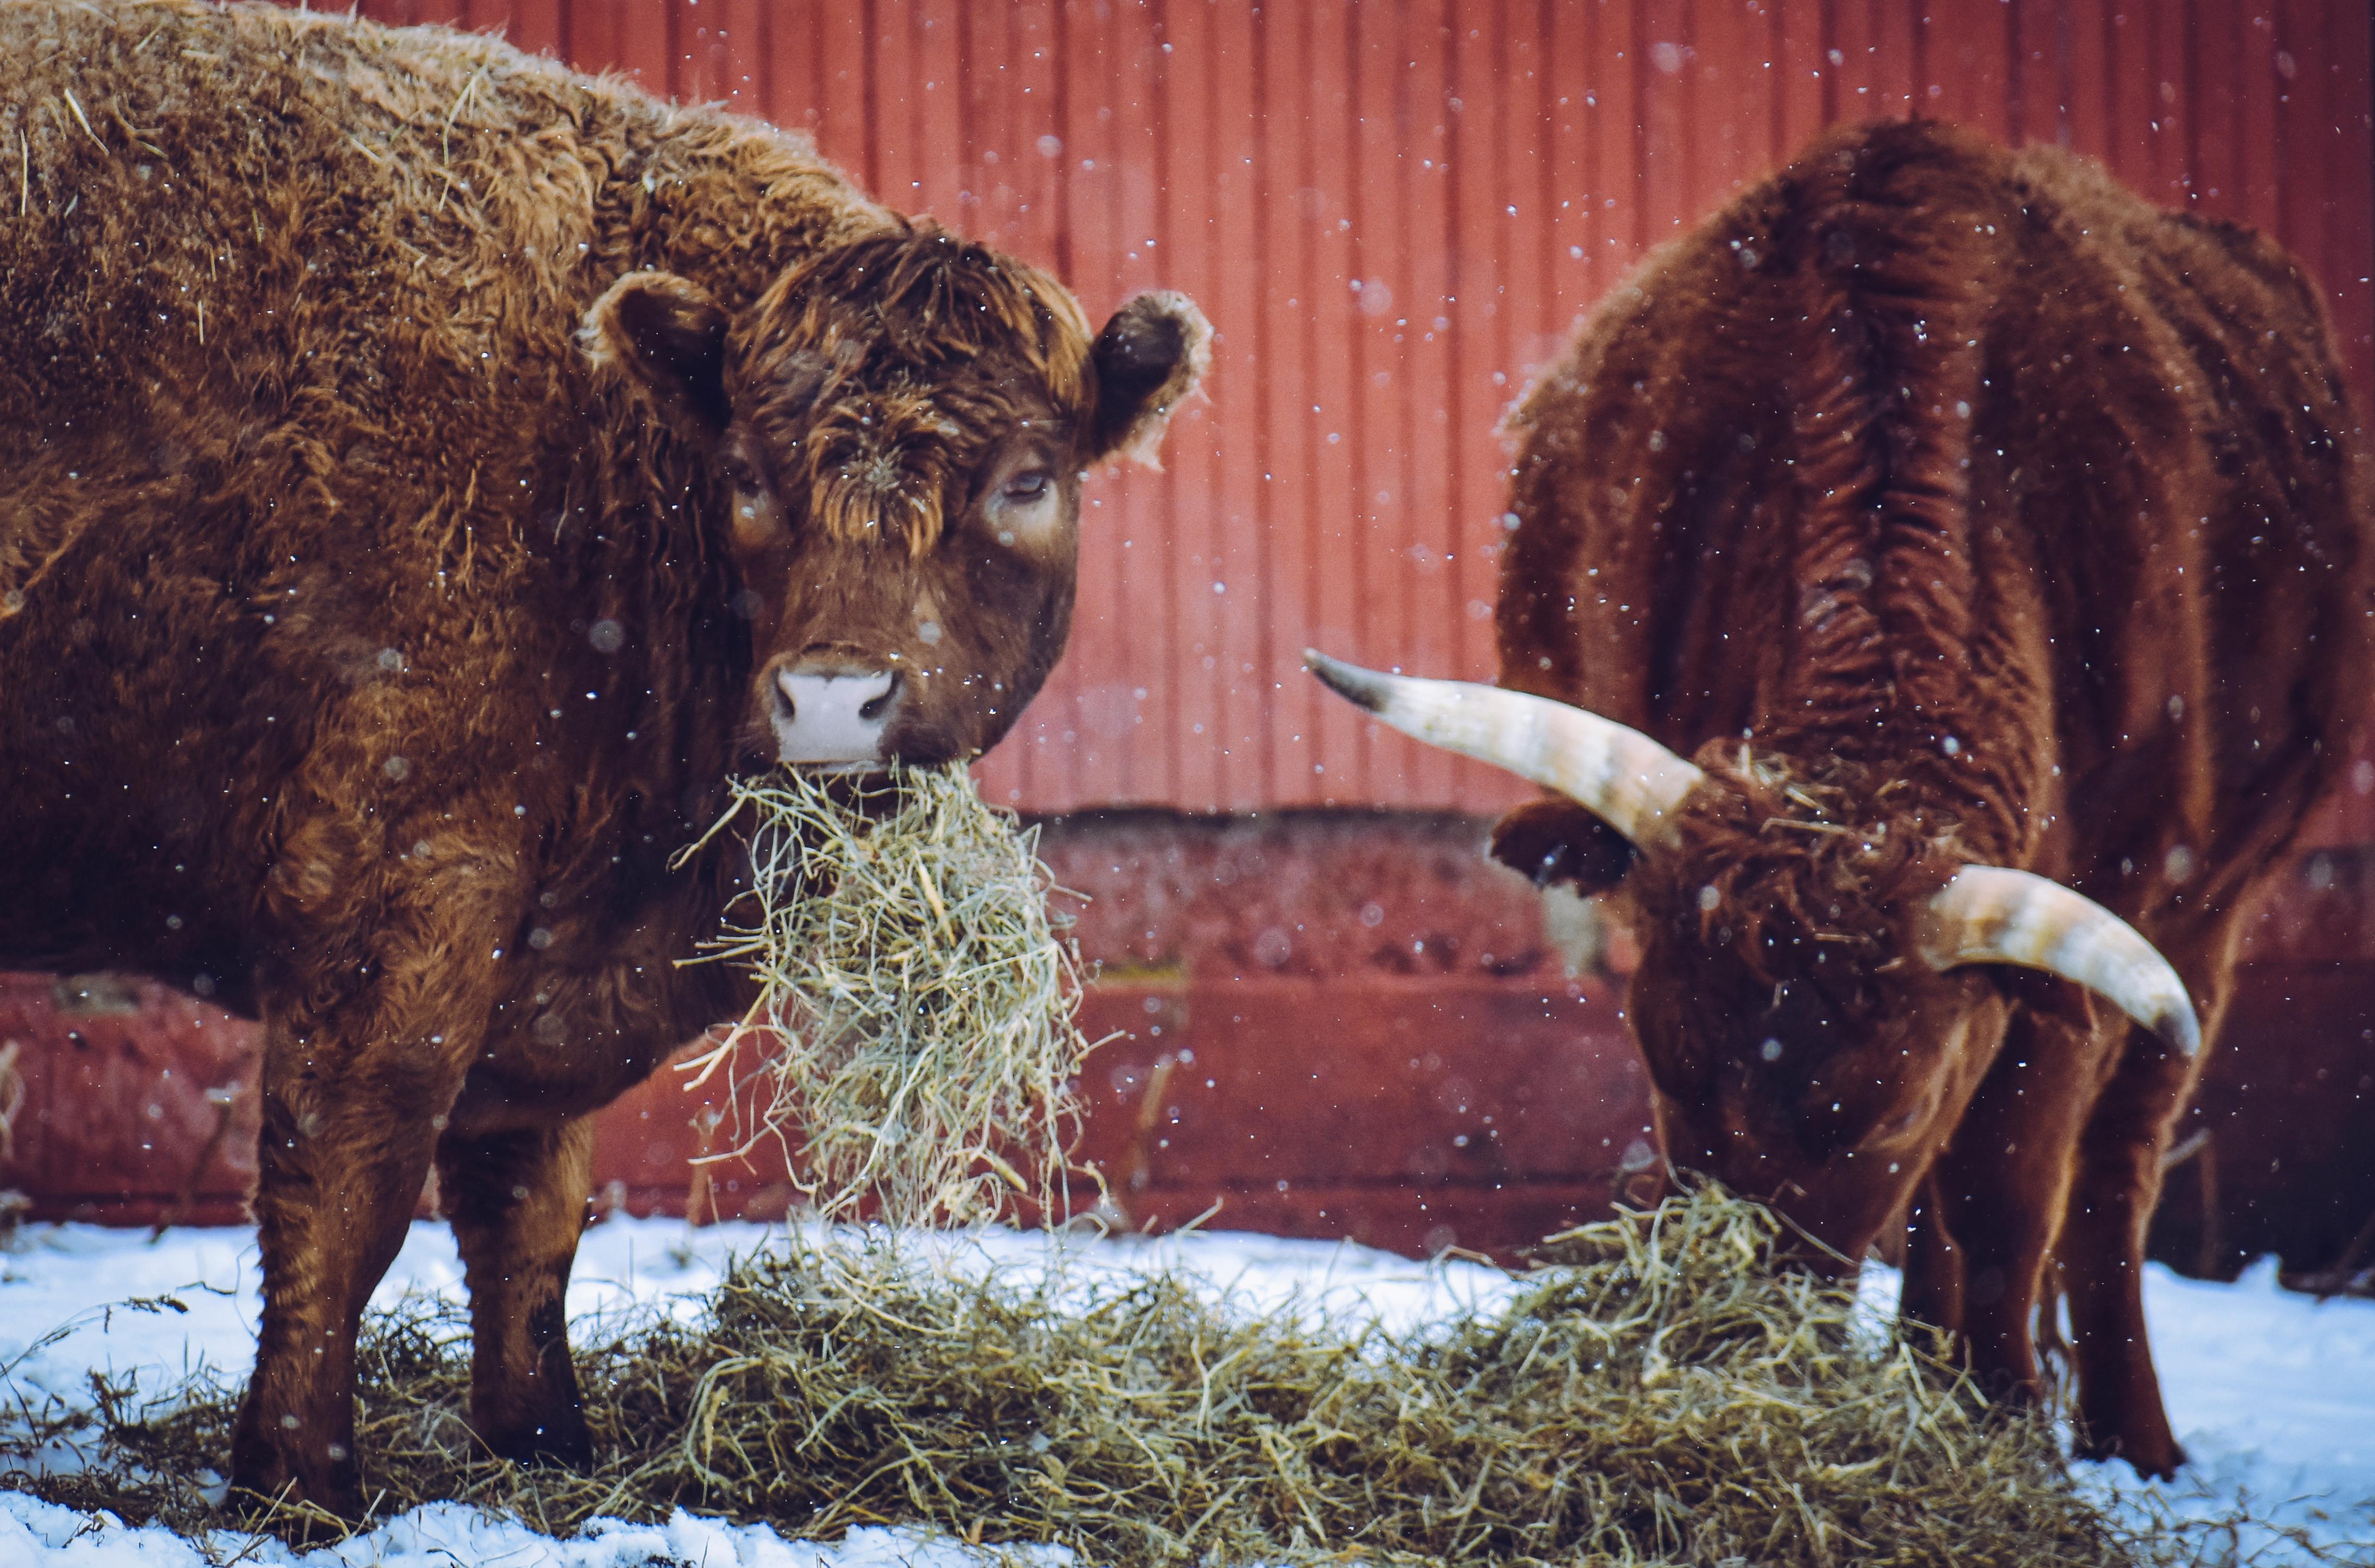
[{"xmin": 1002, "ymin": 470, "xmax": 1052, "ymax": 505}]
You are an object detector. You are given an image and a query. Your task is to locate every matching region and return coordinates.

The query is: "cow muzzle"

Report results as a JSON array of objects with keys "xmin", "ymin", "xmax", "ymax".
[{"xmin": 770, "ymin": 662, "xmax": 903, "ymax": 768}]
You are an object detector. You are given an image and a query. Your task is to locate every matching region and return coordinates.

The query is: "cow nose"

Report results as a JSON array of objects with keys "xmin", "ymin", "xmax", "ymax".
[{"xmin": 771, "ymin": 666, "xmax": 902, "ymax": 766}]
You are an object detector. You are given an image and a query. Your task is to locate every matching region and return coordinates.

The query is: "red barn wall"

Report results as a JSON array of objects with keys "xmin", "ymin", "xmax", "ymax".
[
  {"xmin": 4, "ymin": 3, "xmax": 2373, "ymax": 1265},
  {"xmin": 315, "ymin": 0, "xmax": 2375, "ymax": 825}
]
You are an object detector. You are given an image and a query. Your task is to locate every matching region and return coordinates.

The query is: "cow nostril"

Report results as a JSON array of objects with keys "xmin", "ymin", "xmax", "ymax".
[{"xmin": 858, "ymin": 676, "xmax": 900, "ymax": 723}]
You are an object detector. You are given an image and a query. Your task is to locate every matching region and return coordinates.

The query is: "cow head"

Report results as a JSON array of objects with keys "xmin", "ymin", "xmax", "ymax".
[
  {"xmin": 1303, "ymin": 652, "xmax": 2199, "ymax": 1270},
  {"xmin": 583, "ymin": 224, "xmax": 1209, "ymax": 771}
]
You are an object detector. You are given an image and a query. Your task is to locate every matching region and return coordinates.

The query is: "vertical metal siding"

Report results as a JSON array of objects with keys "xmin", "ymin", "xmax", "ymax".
[{"xmin": 330, "ymin": 2, "xmax": 2375, "ymax": 827}]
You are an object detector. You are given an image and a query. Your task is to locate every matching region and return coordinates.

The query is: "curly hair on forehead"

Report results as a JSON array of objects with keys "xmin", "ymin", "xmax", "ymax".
[
  {"xmin": 1634, "ymin": 746, "xmax": 1968, "ymax": 1004},
  {"xmin": 732, "ymin": 222, "xmax": 1096, "ymax": 555}
]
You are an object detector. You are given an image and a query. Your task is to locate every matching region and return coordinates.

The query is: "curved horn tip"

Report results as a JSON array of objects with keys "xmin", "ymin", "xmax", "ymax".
[
  {"xmin": 1302, "ymin": 649, "xmax": 1388, "ymax": 714},
  {"xmin": 2151, "ymin": 1000, "xmax": 2203, "ymax": 1058}
]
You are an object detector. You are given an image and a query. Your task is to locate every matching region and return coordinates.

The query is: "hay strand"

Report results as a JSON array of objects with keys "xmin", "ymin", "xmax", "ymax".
[{"xmin": 673, "ymin": 763, "xmax": 1101, "ymax": 1228}]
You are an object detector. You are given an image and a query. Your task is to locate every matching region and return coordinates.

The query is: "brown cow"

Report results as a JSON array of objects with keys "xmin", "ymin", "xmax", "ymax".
[
  {"xmin": 0, "ymin": 0, "xmax": 1206, "ymax": 1515},
  {"xmin": 1311, "ymin": 119, "xmax": 2372, "ymax": 1476}
]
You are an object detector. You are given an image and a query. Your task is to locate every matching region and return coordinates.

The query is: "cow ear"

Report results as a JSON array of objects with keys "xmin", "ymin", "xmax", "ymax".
[
  {"xmin": 1489, "ymin": 797, "xmax": 1639, "ymax": 897},
  {"xmin": 581, "ymin": 271, "xmax": 733, "ymax": 440},
  {"xmin": 1085, "ymin": 291, "xmax": 1212, "ymax": 469}
]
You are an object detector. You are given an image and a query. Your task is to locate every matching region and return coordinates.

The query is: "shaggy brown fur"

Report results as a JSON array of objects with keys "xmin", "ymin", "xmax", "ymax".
[
  {"xmin": 0, "ymin": 0, "xmax": 1206, "ymax": 1519},
  {"xmin": 1493, "ymin": 119, "xmax": 2373, "ymax": 1477}
]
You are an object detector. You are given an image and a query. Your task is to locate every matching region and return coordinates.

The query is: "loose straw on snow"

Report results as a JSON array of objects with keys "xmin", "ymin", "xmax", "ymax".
[
  {"xmin": 5, "ymin": 1184, "xmax": 2346, "ymax": 1565},
  {"xmin": 671, "ymin": 763, "xmax": 1102, "ymax": 1228}
]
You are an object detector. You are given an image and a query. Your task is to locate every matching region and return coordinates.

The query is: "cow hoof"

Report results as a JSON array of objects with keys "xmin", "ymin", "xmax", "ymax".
[
  {"xmin": 224, "ymin": 1469, "xmax": 366, "ymax": 1540},
  {"xmin": 2073, "ymin": 1429, "xmax": 2186, "ymax": 1481},
  {"xmin": 227, "ymin": 1414, "xmax": 365, "ymax": 1532},
  {"xmin": 486, "ymin": 1407, "xmax": 595, "ymax": 1472}
]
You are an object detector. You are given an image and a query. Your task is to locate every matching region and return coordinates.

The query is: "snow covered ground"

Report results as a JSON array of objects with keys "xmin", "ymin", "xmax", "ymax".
[{"xmin": 0, "ymin": 1216, "xmax": 2369, "ymax": 1565}]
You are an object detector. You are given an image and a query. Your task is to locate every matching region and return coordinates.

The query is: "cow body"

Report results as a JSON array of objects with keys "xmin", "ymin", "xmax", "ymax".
[
  {"xmin": 0, "ymin": 0, "xmax": 1203, "ymax": 1513},
  {"xmin": 1481, "ymin": 123, "xmax": 2372, "ymax": 1473}
]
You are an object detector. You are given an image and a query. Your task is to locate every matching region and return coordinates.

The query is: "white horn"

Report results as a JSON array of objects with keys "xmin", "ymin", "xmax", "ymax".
[
  {"xmin": 1915, "ymin": 865, "xmax": 2202, "ymax": 1055},
  {"xmin": 1303, "ymin": 650, "xmax": 1705, "ymax": 849}
]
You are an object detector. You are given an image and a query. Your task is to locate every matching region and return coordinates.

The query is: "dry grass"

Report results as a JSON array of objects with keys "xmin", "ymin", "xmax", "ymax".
[
  {"xmin": 2, "ymin": 1184, "xmax": 2337, "ymax": 1565},
  {"xmin": 672, "ymin": 763, "xmax": 1102, "ymax": 1227},
  {"xmin": 0, "ymin": 769, "xmax": 2343, "ymax": 1561}
]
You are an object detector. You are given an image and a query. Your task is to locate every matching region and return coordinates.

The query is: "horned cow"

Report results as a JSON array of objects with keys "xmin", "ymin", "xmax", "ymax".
[
  {"xmin": 0, "ymin": 0, "xmax": 1206, "ymax": 1514},
  {"xmin": 1312, "ymin": 119, "xmax": 2372, "ymax": 1476}
]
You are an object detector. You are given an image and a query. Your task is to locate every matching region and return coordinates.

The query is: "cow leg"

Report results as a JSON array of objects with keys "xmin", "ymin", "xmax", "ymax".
[
  {"xmin": 1899, "ymin": 1170, "xmax": 1965, "ymax": 1339},
  {"xmin": 2055, "ymin": 1027, "xmax": 2204, "ymax": 1477},
  {"xmin": 2055, "ymin": 920, "xmax": 2233, "ymax": 1479},
  {"xmin": 1921, "ymin": 1004, "xmax": 2102, "ymax": 1409},
  {"xmin": 435, "ymin": 1117, "xmax": 597, "ymax": 1468},
  {"xmin": 229, "ymin": 1009, "xmax": 465, "ymax": 1517}
]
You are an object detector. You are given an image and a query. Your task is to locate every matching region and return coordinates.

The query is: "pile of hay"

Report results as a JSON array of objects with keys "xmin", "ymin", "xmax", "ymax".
[
  {"xmin": 674, "ymin": 763, "xmax": 1100, "ymax": 1226},
  {"xmin": 1, "ymin": 1185, "xmax": 2306, "ymax": 1565}
]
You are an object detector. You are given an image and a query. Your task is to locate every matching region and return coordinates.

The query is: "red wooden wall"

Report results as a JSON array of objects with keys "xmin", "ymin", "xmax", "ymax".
[
  {"xmin": 11, "ymin": 2, "xmax": 2361, "ymax": 1261},
  {"xmin": 339, "ymin": 0, "xmax": 2375, "ymax": 824}
]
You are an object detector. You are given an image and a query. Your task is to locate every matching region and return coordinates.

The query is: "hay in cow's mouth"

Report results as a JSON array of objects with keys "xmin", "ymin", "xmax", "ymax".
[
  {"xmin": 0, "ymin": 1184, "xmax": 2323, "ymax": 1565},
  {"xmin": 673, "ymin": 762, "xmax": 1101, "ymax": 1228}
]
